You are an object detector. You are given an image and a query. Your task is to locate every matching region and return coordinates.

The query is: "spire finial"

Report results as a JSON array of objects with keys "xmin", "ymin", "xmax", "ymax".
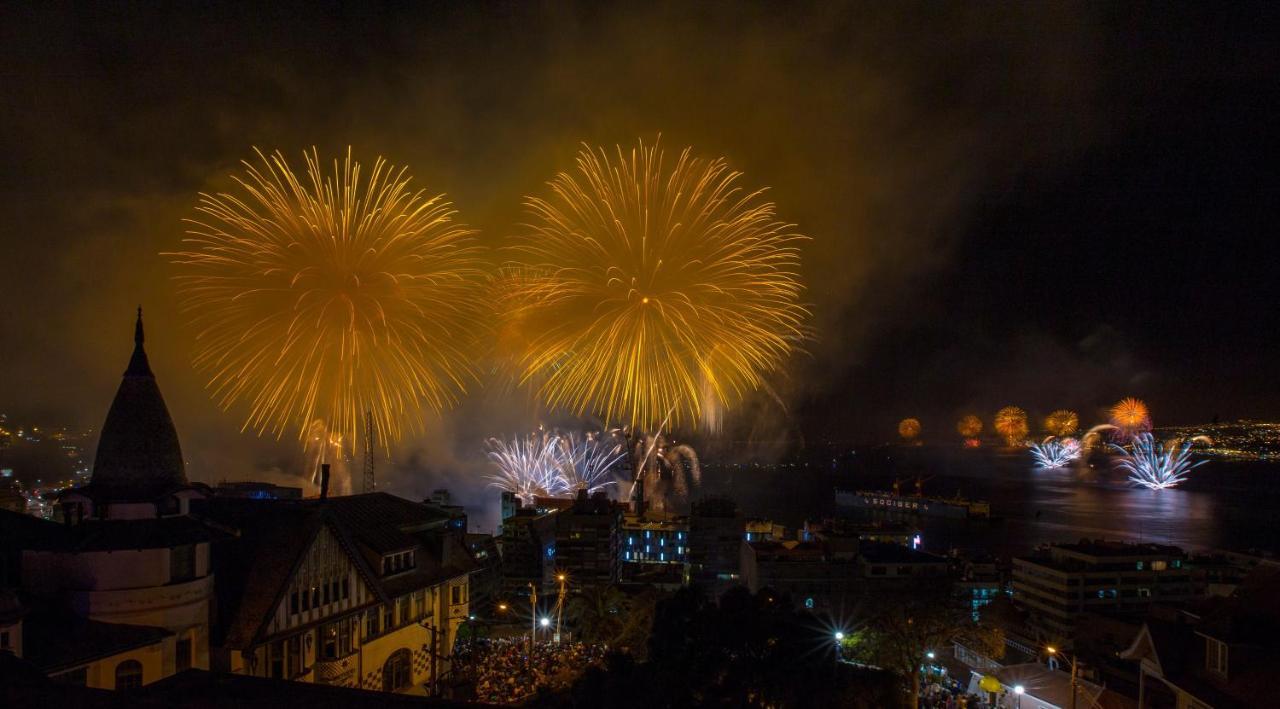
[{"xmin": 125, "ymin": 306, "xmax": 153, "ymax": 377}]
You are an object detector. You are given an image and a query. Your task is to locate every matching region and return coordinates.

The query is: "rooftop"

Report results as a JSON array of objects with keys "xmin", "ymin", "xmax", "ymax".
[
  {"xmin": 87, "ymin": 309, "xmax": 188, "ymax": 501},
  {"xmin": 21, "ymin": 611, "xmax": 172, "ymax": 673},
  {"xmin": 1052, "ymin": 539, "xmax": 1185, "ymax": 558}
]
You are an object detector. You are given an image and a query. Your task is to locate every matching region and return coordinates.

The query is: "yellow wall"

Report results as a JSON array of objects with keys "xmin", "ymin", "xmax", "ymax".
[{"xmin": 56, "ymin": 636, "xmax": 168, "ymax": 690}]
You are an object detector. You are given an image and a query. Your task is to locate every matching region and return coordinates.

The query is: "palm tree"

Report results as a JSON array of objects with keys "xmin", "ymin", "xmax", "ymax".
[{"xmin": 567, "ymin": 585, "xmax": 627, "ymax": 643}]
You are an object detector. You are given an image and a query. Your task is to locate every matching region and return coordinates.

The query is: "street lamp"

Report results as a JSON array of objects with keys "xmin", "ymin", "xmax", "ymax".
[
  {"xmin": 1045, "ymin": 645, "xmax": 1081, "ymax": 709},
  {"xmin": 926, "ymin": 651, "xmax": 936, "ymax": 660},
  {"xmin": 1014, "ymin": 684, "xmax": 1024, "ymax": 709},
  {"xmin": 540, "ymin": 616, "xmax": 551, "ymax": 628},
  {"xmin": 834, "ymin": 631, "xmax": 845, "ymax": 642}
]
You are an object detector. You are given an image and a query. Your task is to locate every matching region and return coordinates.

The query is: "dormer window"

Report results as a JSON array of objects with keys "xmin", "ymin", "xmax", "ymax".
[
  {"xmin": 382, "ymin": 550, "xmax": 415, "ymax": 576},
  {"xmin": 1206, "ymin": 637, "xmax": 1228, "ymax": 677}
]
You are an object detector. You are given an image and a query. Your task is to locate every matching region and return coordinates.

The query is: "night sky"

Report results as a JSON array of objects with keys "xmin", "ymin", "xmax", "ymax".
[{"xmin": 2, "ymin": 2, "xmax": 1277, "ymax": 487}]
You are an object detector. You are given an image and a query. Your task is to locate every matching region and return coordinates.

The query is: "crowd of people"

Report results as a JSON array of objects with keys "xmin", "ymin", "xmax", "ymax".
[{"xmin": 455, "ymin": 637, "xmax": 608, "ymax": 705}]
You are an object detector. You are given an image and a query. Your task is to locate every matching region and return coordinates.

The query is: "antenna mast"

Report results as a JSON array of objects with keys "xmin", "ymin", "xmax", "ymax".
[{"xmin": 362, "ymin": 411, "xmax": 376, "ymax": 493}]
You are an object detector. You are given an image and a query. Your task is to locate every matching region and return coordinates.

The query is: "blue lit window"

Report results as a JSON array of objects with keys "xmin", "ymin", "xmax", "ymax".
[
  {"xmin": 1136, "ymin": 561, "xmax": 1144, "ymax": 570},
  {"xmin": 1173, "ymin": 559, "xmax": 1182, "ymax": 568},
  {"xmin": 804, "ymin": 597, "xmax": 814, "ymax": 609},
  {"xmin": 677, "ymin": 532, "xmax": 684, "ymax": 540},
  {"xmin": 645, "ymin": 530, "xmax": 651, "ymax": 539},
  {"xmin": 645, "ymin": 545, "xmax": 650, "ymax": 553},
  {"xmin": 1097, "ymin": 590, "xmax": 1105, "ymax": 598},
  {"xmin": 660, "ymin": 553, "xmax": 665, "ymax": 562},
  {"xmin": 628, "ymin": 537, "xmax": 634, "ymax": 546},
  {"xmin": 545, "ymin": 546, "xmax": 556, "ymax": 559},
  {"xmin": 746, "ymin": 532, "xmax": 753, "ymax": 541}
]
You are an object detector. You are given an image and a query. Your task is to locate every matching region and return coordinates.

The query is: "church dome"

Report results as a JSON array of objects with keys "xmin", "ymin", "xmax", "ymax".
[{"xmin": 90, "ymin": 308, "xmax": 187, "ymax": 498}]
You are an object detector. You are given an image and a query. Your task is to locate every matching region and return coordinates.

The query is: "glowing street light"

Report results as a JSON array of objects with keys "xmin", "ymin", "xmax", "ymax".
[
  {"xmin": 1014, "ymin": 684, "xmax": 1025, "ymax": 709},
  {"xmin": 926, "ymin": 651, "xmax": 936, "ymax": 660},
  {"xmin": 834, "ymin": 631, "xmax": 845, "ymax": 642},
  {"xmin": 540, "ymin": 617, "xmax": 551, "ymax": 628}
]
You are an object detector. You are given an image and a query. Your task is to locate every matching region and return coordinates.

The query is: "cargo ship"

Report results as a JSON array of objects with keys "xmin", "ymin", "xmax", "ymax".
[{"xmin": 835, "ymin": 478, "xmax": 990, "ymax": 519}]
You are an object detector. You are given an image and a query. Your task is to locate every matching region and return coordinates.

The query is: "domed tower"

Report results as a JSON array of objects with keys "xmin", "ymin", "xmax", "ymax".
[
  {"xmin": 33, "ymin": 308, "xmax": 215, "ymax": 678},
  {"xmin": 61, "ymin": 308, "xmax": 205, "ymax": 520}
]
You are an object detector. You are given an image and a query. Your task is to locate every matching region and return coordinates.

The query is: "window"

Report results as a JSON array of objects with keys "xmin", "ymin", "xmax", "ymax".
[
  {"xmin": 270, "ymin": 635, "xmax": 302, "ymax": 678},
  {"xmin": 1152, "ymin": 560, "xmax": 1168, "ymax": 571},
  {"xmin": 398, "ymin": 595, "xmax": 412, "ymax": 624},
  {"xmin": 383, "ymin": 604, "xmax": 395, "ymax": 630},
  {"xmin": 312, "ymin": 587, "xmax": 320, "ymax": 607},
  {"xmin": 322, "ymin": 583, "xmax": 330, "ymax": 605},
  {"xmin": 413, "ymin": 589, "xmax": 426, "ymax": 618},
  {"xmin": 451, "ymin": 585, "xmax": 462, "ymax": 605},
  {"xmin": 0, "ymin": 630, "xmax": 9, "ymax": 650},
  {"xmin": 170, "ymin": 544, "xmax": 196, "ymax": 583},
  {"xmin": 176, "ymin": 635, "xmax": 193, "ymax": 671},
  {"xmin": 365, "ymin": 608, "xmax": 381, "ymax": 640},
  {"xmin": 320, "ymin": 617, "xmax": 354, "ymax": 660},
  {"xmin": 290, "ymin": 591, "xmax": 299, "ymax": 615},
  {"xmin": 1206, "ymin": 638, "xmax": 1229, "ymax": 677},
  {"xmin": 382, "ymin": 648, "xmax": 412, "ymax": 691},
  {"xmin": 342, "ymin": 578, "xmax": 350, "ymax": 600},
  {"xmin": 115, "ymin": 659, "xmax": 143, "ymax": 690},
  {"xmin": 301, "ymin": 588, "xmax": 311, "ymax": 612},
  {"xmin": 1138, "ymin": 588, "xmax": 1151, "ymax": 598},
  {"xmin": 1135, "ymin": 561, "xmax": 1144, "ymax": 570}
]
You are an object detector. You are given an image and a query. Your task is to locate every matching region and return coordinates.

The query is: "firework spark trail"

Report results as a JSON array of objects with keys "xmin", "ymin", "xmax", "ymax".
[
  {"xmin": 485, "ymin": 431, "xmax": 564, "ymax": 503},
  {"xmin": 1030, "ymin": 437, "xmax": 1081, "ymax": 469},
  {"xmin": 305, "ymin": 417, "xmax": 350, "ymax": 488},
  {"xmin": 555, "ymin": 432, "xmax": 625, "ymax": 495},
  {"xmin": 168, "ymin": 147, "xmax": 485, "ymax": 457},
  {"xmin": 486, "ymin": 429, "xmax": 628, "ymax": 503},
  {"xmin": 898, "ymin": 418, "xmax": 921, "ymax": 441},
  {"xmin": 504, "ymin": 139, "xmax": 809, "ymax": 432},
  {"xmin": 1112, "ymin": 432, "xmax": 1205, "ymax": 490}
]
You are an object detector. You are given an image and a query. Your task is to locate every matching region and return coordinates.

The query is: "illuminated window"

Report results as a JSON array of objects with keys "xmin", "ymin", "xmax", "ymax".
[
  {"xmin": 1136, "ymin": 561, "xmax": 1144, "ymax": 570},
  {"xmin": 1152, "ymin": 560, "xmax": 1168, "ymax": 571}
]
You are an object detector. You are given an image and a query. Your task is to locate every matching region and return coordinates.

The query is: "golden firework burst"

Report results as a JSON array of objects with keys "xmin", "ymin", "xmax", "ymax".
[
  {"xmin": 898, "ymin": 418, "xmax": 922, "ymax": 441},
  {"xmin": 956, "ymin": 414, "xmax": 983, "ymax": 439},
  {"xmin": 168, "ymin": 147, "xmax": 486, "ymax": 450},
  {"xmin": 994, "ymin": 406, "xmax": 1029, "ymax": 445},
  {"xmin": 503, "ymin": 140, "xmax": 809, "ymax": 430},
  {"xmin": 1043, "ymin": 409, "xmax": 1080, "ymax": 437}
]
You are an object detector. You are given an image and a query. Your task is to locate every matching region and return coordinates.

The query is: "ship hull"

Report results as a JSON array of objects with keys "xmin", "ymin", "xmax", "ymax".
[{"xmin": 835, "ymin": 489, "xmax": 989, "ymax": 519}]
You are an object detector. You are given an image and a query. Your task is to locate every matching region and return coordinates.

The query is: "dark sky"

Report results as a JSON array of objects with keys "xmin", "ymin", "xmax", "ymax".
[{"xmin": 2, "ymin": 2, "xmax": 1277, "ymax": 492}]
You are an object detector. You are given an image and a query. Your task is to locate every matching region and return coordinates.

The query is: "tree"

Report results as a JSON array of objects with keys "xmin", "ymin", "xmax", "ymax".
[
  {"xmin": 852, "ymin": 590, "xmax": 1003, "ymax": 709},
  {"xmin": 566, "ymin": 585, "xmax": 627, "ymax": 643}
]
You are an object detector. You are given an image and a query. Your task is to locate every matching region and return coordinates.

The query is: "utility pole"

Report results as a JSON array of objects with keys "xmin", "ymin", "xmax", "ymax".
[
  {"xmin": 554, "ymin": 573, "xmax": 567, "ymax": 643},
  {"xmin": 528, "ymin": 582, "xmax": 538, "ymax": 651},
  {"xmin": 362, "ymin": 410, "xmax": 375, "ymax": 494},
  {"xmin": 1070, "ymin": 654, "xmax": 1079, "ymax": 709}
]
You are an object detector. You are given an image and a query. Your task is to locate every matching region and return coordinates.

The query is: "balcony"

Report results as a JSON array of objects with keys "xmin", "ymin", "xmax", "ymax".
[{"xmin": 314, "ymin": 650, "xmax": 359, "ymax": 687}]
